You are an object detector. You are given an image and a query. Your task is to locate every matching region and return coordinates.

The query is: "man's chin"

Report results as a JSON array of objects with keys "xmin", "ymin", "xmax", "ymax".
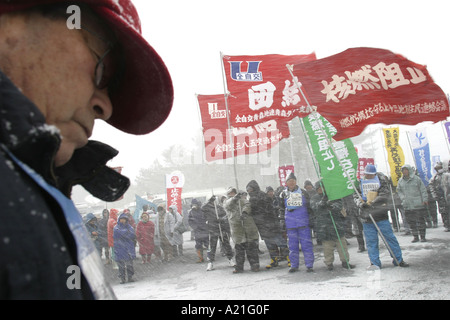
[{"xmin": 54, "ymin": 144, "xmax": 76, "ymax": 167}]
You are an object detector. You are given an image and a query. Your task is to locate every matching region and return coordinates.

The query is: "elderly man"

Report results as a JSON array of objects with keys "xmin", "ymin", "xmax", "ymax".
[{"xmin": 0, "ymin": 1, "xmax": 173, "ymax": 299}]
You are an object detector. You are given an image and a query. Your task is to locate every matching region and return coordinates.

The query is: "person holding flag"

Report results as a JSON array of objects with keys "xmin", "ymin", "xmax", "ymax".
[
  {"xmin": 279, "ymin": 173, "xmax": 314, "ymax": 273},
  {"xmin": 353, "ymin": 164, "xmax": 409, "ymax": 270},
  {"xmin": 311, "ymin": 181, "xmax": 355, "ymax": 271},
  {"xmin": 201, "ymin": 196, "xmax": 235, "ymax": 271}
]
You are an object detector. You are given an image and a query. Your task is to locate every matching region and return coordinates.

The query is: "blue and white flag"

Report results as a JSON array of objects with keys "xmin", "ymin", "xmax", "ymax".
[
  {"xmin": 134, "ymin": 194, "xmax": 157, "ymax": 222},
  {"xmin": 407, "ymin": 129, "xmax": 432, "ymax": 186}
]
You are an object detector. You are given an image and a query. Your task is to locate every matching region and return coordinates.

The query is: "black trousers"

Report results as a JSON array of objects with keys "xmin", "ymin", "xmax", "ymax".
[
  {"xmin": 207, "ymin": 232, "xmax": 233, "ymax": 262},
  {"xmin": 405, "ymin": 209, "xmax": 427, "ymax": 238},
  {"xmin": 117, "ymin": 260, "xmax": 134, "ymax": 281},
  {"xmin": 234, "ymin": 241, "xmax": 259, "ymax": 271}
]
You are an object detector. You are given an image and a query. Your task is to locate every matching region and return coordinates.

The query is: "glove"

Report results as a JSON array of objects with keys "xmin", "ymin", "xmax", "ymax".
[
  {"xmin": 318, "ymin": 200, "xmax": 327, "ymax": 209},
  {"xmin": 361, "ymin": 202, "xmax": 371, "ymax": 209}
]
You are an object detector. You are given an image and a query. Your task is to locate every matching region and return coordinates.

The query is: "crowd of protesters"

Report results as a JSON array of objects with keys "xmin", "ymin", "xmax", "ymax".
[{"xmin": 85, "ymin": 161, "xmax": 450, "ymax": 282}]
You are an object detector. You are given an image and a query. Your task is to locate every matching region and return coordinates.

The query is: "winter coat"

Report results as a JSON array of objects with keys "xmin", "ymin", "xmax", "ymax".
[
  {"xmin": 279, "ymin": 185, "xmax": 312, "ymax": 228},
  {"xmin": 353, "ymin": 172, "xmax": 391, "ymax": 223},
  {"xmin": 311, "ymin": 193, "xmax": 345, "ymax": 241},
  {"xmin": 397, "ymin": 165, "xmax": 427, "ymax": 210},
  {"xmin": 224, "ymin": 194, "xmax": 259, "ymax": 244},
  {"xmin": 159, "ymin": 208, "xmax": 177, "ymax": 246},
  {"xmin": 98, "ymin": 211, "xmax": 109, "ymax": 247},
  {"xmin": 429, "ymin": 170, "xmax": 450, "ymax": 204},
  {"xmin": 188, "ymin": 206, "xmax": 209, "ymax": 240},
  {"xmin": 113, "ymin": 213, "xmax": 136, "ymax": 261},
  {"xmin": 246, "ymin": 180, "xmax": 282, "ymax": 240},
  {"xmin": 136, "ymin": 220, "xmax": 155, "ymax": 255},
  {"xmin": 0, "ymin": 71, "xmax": 124, "ymax": 299},
  {"xmin": 85, "ymin": 213, "xmax": 101, "ymax": 251},
  {"xmin": 147, "ymin": 211, "xmax": 160, "ymax": 246},
  {"xmin": 169, "ymin": 206, "xmax": 184, "ymax": 246},
  {"xmin": 107, "ymin": 209, "xmax": 119, "ymax": 247},
  {"xmin": 201, "ymin": 200, "xmax": 231, "ymax": 236}
]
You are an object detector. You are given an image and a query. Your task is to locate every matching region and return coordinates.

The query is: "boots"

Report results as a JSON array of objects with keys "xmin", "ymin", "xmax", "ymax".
[
  {"xmin": 412, "ymin": 235, "xmax": 420, "ymax": 243},
  {"xmin": 196, "ymin": 249, "xmax": 204, "ymax": 263},
  {"xmin": 265, "ymin": 258, "xmax": 279, "ymax": 269}
]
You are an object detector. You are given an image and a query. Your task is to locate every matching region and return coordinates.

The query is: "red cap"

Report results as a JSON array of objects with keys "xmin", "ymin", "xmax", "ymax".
[{"xmin": 0, "ymin": 0, "xmax": 174, "ymax": 135}]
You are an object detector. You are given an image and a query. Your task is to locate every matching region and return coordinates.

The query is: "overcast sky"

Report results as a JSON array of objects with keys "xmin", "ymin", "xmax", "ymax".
[{"xmin": 91, "ymin": 0, "xmax": 450, "ymax": 181}]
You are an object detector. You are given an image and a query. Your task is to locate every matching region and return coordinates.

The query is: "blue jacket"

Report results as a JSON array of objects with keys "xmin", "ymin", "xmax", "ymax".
[
  {"xmin": 113, "ymin": 213, "xmax": 136, "ymax": 261},
  {"xmin": 279, "ymin": 186, "xmax": 311, "ymax": 229}
]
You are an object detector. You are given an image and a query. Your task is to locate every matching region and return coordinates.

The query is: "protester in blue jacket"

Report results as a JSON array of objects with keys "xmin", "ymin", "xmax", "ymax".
[
  {"xmin": 113, "ymin": 213, "xmax": 136, "ymax": 284},
  {"xmin": 279, "ymin": 173, "xmax": 315, "ymax": 273}
]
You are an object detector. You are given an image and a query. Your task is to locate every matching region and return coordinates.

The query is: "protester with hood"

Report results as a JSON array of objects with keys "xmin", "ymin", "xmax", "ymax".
[
  {"xmin": 354, "ymin": 164, "xmax": 409, "ymax": 269},
  {"xmin": 246, "ymin": 180, "xmax": 288, "ymax": 269},
  {"xmin": 136, "ymin": 212, "xmax": 155, "ymax": 264},
  {"xmin": 311, "ymin": 182, "xmax": 355, "ymax": 270},
  {"xmin": 397, "ymin": 165, "xmax": 428, "ymax": 242},
  {"xmin": 429, "ymin": 161, "xmax": 450, "ymax": 231},
  {"xmin": 113, "ymin": 213, "xmax": 136, "ymax": 284},
  {"xmin": 224, "ymin": 187, "xmax": 260, "ymax": 273},
  {"xmin": 85, "ymin": 213, "xmax": 102, "ymax": 254},
  {"xmin": 98, "ymin": 209, "xmax": 110, "ymax": 263},
  {"xmin": 279, "ymin": 173, "xmax": 314, "ymax": 273},
  {"xmin": 107, "ymin": 208, "xmax": 119, "ymax": 263},
  {"xmin": 157, "ymin": 206, "xmax": 174, "ymax": 262},
  {"xmin": 188, "ymin": 199, "xmax": 209, "ymax": 263},
  {"xmin": 169, "ymin": 205, "xmax": 184, "ymax": 257},
  {"xmin": 202, "ymin": 196, "xmax": 235, "ymax": 271}
]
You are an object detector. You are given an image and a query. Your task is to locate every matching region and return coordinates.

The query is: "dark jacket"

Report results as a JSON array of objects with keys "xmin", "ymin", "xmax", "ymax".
[
  {"xmin": 353, "ymin": 172, "xmax": 391, "ymax": 223},
  {"xmin": 0, "ymin": 71, "xmax": 127, "ymax": 299},
  {"xmin": 201, "ymin": 199, "xmax": 231, "ymax": 236},
  {"xmin": 246, "ymin": 180, "xmax": 282, "ymax": 240},
  {"xmin": 188, "ymin": 201, "xmax": 209, "ymax": 240},
  {"xmin": 311, "ymin": 193, "xmax": 345, "ymax": 241}
]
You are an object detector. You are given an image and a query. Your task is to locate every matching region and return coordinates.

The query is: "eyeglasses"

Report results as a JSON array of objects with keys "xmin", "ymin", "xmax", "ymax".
[
  {"xmin": 80, "ymin": 25, "xmax": 120, "ymax": 92},
  {"xmin": 92, "ymin": 46, "xmax": 112, "ymax": 90}
]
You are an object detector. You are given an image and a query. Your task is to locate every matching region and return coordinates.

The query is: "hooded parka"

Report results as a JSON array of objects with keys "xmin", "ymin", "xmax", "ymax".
[{"xmin": 397, "ymin": 165, "xmax": 428, "ymax": 211}]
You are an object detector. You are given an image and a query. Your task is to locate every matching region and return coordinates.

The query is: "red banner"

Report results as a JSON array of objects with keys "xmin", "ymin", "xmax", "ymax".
[
  {"xmin": 292, "ymin": 47, "xmax": 449, "ymax": 141},
  {"xmin": 278, "ymin": 165, "xmax": 295, "ymax": 187},
  {"xmin": 197, "ymin": 94, "xmax": 290, "ymax": 162},
  {"xmin": 166, "ymin": 171, "xmax": 184, "ymax": 213},
  {"xmin": 357, "ymin": 158, "xmax": 374, "ymax": 180},
  {"xmin": 222, "ymin": 53, "xmax": 316, "ymax": 127}
]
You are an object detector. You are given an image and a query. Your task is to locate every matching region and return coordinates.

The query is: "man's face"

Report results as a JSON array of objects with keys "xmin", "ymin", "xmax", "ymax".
[
  {"xmin": 402, "ymin": 168, "xmax": 410, "ymax": 178},
  {"xmin": 286, "ymin": 179, "xmax": 296, "ymax": 190},
  {"xmin": 0, "ymin": 11, "xmax": 114, "ymax": 166}
]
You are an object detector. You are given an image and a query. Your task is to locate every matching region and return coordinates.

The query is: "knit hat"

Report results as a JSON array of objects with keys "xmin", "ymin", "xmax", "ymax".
[
  {"xmin": 286, "ymin": 172, "xmax": 297, "ymax": 182},
  {"xmin": 0, "ymin": 0, "xmax": 173, "ymax": 135}
]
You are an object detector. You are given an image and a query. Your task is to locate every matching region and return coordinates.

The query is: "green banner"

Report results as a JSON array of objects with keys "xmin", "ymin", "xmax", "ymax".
[{"xmin": 302, "ymin": 113, "xmax": 358, "ymax": 201}]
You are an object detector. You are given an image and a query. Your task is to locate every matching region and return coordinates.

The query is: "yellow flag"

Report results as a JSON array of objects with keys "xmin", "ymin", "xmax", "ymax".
[{"xmin": 382, "ymin": 127, "xmax": 405, "ymax": 186}]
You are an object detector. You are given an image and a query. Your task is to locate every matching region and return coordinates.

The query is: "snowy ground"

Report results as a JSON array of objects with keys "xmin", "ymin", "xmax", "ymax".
[{"xmin": 106, "ymin": 225, "xmax": 450, "ymax": 300}]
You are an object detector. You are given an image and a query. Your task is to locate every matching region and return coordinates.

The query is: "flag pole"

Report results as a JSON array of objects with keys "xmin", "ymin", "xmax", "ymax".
[
  {"xmin": 285, "ymin": 65, "xmax": 353, "ymax": 268},
  {"xmin": 220, "ymin": 52, "xmax": 239, "ymax": 191},
  {"xmin": 286, "ymin": 64, "xmax": 401, "ymax": 267},
  {"xmin": 194, "ymin": 94, "xmax": 207, "ymax": 164}
]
